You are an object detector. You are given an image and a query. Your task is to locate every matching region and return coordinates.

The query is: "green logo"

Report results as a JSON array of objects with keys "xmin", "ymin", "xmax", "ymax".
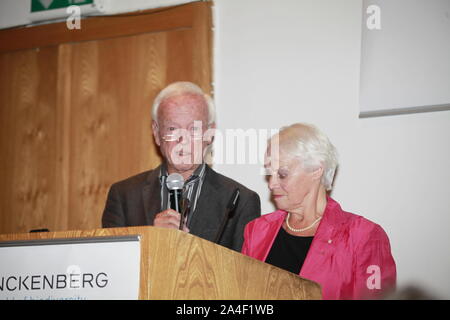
[{"xmin": 31, "ymin": 0, "xmax": 94, "ymax": 12}]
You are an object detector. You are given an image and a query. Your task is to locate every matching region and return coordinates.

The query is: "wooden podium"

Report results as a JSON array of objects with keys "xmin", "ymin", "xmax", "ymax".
[{"xmin": 0, "ymin": 227, "xmax": 322, "ymax": 300}]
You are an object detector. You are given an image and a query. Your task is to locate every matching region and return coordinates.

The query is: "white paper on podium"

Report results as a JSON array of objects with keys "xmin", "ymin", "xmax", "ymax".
[{"xmin": 0, "ymin": 236, "xmax": 141, "ymax": 300}]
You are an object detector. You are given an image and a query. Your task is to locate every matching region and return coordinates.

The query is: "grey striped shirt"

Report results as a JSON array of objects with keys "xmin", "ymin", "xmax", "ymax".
[{"xmin": 159, "ymin": 163, "xmax": 206, "ymax": 226}]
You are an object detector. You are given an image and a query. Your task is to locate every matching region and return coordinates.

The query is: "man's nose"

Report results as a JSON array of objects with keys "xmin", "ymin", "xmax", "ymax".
[{"xmin": 175, "ymin": 129, "xmax": 191, "ymax": 145}]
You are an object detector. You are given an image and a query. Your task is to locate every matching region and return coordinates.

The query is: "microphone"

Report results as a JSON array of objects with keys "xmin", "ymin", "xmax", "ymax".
[
  {"xmin": 214, "ymin": 188, "xmax": 240, "ymax": 244},
  {"xmin": 166, "ymin": 173, "xmax": 184, "ymax": 213}
]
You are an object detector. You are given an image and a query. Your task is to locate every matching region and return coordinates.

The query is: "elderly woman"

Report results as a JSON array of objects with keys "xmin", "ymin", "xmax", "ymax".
[{"xmin": 242, "ymin": 123, "xmax": 396, "ymax": 299}]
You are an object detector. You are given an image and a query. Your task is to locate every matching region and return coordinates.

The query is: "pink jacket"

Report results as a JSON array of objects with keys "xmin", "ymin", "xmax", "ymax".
[{"xmin": 242, "ymin": 197, "xmax": 396, "ymax": 300}]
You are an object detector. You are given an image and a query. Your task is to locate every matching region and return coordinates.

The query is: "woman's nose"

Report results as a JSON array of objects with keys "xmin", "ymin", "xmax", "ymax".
[{"xmin": 268, "ymin": 175, "xmax": 278, "ymax": 190}]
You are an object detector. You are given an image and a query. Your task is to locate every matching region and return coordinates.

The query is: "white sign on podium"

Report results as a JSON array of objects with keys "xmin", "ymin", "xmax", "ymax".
[{"xmin": 0, "ymin": 236, "xmax": 141, "ymax": 300}]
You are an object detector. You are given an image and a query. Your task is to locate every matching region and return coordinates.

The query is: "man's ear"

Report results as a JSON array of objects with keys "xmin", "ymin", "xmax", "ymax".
[
  {"xmin": 204, "ymin": 122, "xmax": 216, "ymax": 145},
  {"xmin": 152, "ymin": 120, "xmax": 161, "ymax": 146}
]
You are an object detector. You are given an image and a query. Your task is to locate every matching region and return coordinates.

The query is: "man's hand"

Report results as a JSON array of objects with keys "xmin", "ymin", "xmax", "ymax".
[{"xmin": 153, "ymin": 209, "xmax": 189, "ymax": 232}]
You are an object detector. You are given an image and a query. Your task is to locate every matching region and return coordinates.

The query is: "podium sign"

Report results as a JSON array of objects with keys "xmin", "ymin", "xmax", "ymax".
[{"xmin": 0, "ymin": 236, "xmax": 141, "ymax": 300}]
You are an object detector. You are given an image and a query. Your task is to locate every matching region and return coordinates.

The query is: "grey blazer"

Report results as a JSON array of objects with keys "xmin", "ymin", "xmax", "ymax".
[{"xmin": 102, "ymin": 165, "xmax": 261, "ymax": 252}]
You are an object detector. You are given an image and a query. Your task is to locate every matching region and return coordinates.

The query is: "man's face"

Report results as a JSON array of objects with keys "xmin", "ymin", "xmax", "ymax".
[{"xmin": 152, "ymin": 93, "xmax": 213, "ymax": 175}]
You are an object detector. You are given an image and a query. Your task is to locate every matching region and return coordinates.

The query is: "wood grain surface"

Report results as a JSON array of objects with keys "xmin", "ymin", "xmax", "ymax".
[
  {"xmin": 0, "ymin": 47, "xmax": 61, "ymax": 233},
  {"xmin": 0, "ymin": 227, "xmax": 322, "ymax": 300}
]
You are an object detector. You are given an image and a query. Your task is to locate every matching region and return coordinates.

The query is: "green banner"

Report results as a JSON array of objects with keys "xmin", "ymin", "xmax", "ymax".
[{"xmin": 31, "ymin": 0, "xmax": 94, "ymax": 12}]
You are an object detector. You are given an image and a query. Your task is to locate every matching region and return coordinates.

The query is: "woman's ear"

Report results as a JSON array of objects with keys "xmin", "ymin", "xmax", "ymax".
[{"xmin": 311, "ymin": 165, "xmax": 324, "ymax": 182}]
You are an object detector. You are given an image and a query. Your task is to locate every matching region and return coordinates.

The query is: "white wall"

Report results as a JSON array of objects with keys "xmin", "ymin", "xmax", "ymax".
[
  {"xmin": 213, "ymin": 0, "xmax": 450, "ymax": 299},
  {"xmin": 0, "ymin": 0, "xmax": 30, "ymax": 29}
]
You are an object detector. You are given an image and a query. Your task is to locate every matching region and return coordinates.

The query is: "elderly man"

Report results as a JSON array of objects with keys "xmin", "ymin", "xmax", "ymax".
[{"xmin": 102, "ymin": 81, "xmax": 261, "ymax": 251}]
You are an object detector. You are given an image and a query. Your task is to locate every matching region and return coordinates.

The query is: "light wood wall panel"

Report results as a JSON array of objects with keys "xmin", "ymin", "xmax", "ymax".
[
  {"xmin": 67, "ymin": 32, "xmax": 171, "ymax": 230},
  {"xmin": 0, "ymin": 47, "xmax": 61, "ymax": 233},
  {"xmin": 0, "ymin": 2, "xmax": 212, "ymax": 234}
]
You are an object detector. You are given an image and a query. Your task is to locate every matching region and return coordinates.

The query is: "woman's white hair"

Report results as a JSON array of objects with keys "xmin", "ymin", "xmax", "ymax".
[
  {"xmin": 152, "ymin": 81, "xmax": 216, "ymax": 125},
  {"xmin": 276, "ymin": 123, "xmax": 339, "ymax": 191}
]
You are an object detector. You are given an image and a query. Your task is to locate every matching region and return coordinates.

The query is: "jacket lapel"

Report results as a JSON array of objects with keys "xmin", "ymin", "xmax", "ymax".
[
  {"xmin": 300, "ymin": 197, "xmax": 348, "ymax": 278},
  {"xmin": 261, "ymin": 211, "xmax": 286, "ymax": 261},
  {"xmin": 188, "ymin": 166, "xmax": 226, "ymax": 241},
  {"xmin": 142, "ymin": 166, "xmax": 162, "ymax": 225}
]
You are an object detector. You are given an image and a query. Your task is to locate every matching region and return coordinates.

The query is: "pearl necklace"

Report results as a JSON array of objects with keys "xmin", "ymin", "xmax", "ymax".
[{"xmin": 285, "ymin": 213, "xmax": 322, "ymax": 233}]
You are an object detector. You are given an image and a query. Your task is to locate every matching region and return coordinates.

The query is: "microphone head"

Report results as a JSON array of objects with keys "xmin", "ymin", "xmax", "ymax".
[{"xmin": 166, "ymin": 173, "xmax": 184, "ymax": 190}]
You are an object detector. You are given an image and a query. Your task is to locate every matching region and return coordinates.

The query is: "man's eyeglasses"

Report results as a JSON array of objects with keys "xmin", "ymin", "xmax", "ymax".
[{"xmin": 159, "ymin": 127, "xmax": 204, "ymax": 142}]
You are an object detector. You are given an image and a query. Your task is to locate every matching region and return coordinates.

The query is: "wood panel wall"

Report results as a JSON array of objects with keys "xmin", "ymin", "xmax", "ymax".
[{"xmin": 0, "ymin": 2, "xmax": 212, "ymax": 234}]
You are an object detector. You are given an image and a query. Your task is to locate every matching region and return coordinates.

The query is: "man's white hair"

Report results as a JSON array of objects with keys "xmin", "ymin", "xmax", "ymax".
[
  {"xmin": 276, "ymin": 123, "xmax": 339, "ymax": 191},
  {"xmin": 152, "ymin": 81, "xmax": 216, "ymax": 125}
]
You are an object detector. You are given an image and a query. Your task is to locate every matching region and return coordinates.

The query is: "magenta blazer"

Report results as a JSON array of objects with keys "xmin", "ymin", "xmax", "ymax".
[{"xmin": 242, "ymin": 197, "xmax": 396, "ymax": 299}]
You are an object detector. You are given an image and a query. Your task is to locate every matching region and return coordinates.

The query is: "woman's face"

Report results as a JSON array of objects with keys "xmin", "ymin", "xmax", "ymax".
[{"xmin": 264, "ymin": 148, "xmax": 319, "ymax": 212}]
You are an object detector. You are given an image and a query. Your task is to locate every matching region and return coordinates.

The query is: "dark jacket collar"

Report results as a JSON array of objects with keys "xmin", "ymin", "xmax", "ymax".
[{"xmin": 143, "ymin": 165, "xmax": 163, "ymax": 225}]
